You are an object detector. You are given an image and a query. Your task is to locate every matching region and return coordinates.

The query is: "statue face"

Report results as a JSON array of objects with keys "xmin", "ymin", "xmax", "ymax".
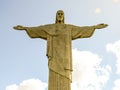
[{"xmin": 56, "ymin": 10, "xmax": 64, "ymax": 23}]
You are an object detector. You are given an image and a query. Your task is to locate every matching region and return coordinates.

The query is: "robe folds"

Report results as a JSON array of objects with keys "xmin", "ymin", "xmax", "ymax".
[{"xmin": 25, "ymin": 23, "xmax": 95, "ymax": 81}]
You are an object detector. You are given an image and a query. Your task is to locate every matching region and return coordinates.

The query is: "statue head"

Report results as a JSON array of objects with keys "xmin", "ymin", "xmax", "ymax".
[{"xmin": 55, "ymin": 10, "xmax": 64, "ymax": 24}]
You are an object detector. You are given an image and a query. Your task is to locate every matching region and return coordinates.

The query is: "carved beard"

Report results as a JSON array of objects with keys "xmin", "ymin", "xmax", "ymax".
[
  {"xmin": 56, "ymin": 17, "xmax": 64, "ymax": 23},
  {"xmin": 58, "ymin": 20, "xmax": 62, "ymax": 23}
]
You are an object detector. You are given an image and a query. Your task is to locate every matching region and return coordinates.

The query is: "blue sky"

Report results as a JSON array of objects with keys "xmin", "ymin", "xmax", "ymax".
[{"xmin": 1, "ymin": 0, "xmax": 120, "ymax": 90}]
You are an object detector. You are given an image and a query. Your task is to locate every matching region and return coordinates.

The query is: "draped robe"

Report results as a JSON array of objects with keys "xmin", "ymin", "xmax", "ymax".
[{"xmin": 25, "ymin": 23, "xmax": 95, "ymax": 90}]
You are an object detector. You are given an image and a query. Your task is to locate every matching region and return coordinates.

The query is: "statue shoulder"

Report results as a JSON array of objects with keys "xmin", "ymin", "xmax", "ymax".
[
  {"xmin": 43, "ymin": 23, "xmax": 56, "ymax": 28},
  {"xmin": 37, "ymin": 24, "xmax": 55, "ymax": 29},
  {"xmin": 66, "ymin": 24, "xmax": 78, "ymax": 28}
]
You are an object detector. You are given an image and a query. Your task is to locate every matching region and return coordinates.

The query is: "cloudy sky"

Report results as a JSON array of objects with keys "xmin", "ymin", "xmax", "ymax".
[{"xmin": 1, "ymin": 0, "xmax": 120, "ymax": 90}]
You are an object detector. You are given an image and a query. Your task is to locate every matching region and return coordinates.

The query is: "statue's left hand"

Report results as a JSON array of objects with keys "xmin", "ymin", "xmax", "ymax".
[
  {"xmin": 13, "ymin": 25, "xmax": 25, "ymax": 30},
  {"xmin": 95, "ymin": 23, "xmax": 108, "ymax": 29}
]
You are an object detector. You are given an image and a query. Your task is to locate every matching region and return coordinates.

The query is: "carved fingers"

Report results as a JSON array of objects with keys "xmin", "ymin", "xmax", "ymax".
[
  {"xmin": 95, "ymin": 23, "xmax": 108, "ymax": 29},
  {"xmin": 13, "ymin": 25, "xmax": 25, "ymax": 30}
]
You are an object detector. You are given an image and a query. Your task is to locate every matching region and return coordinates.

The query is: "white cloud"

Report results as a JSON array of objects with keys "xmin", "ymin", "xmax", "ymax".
[
  {"xmin": 112, "ymin": 0, "xmax": 119, "ymax": 3},
  {"xmin": 113, "ymin": 79, "xmax": 120, "ymax": 90},
  {"xmin": 106, "ymin": 40, "xmax": 120, "ymax": 74},
  {"xmin": 95, "ymin": 8, "xmax": 101, "ymax": 14},
  {"xmin": 6, "ymin": 84, "xmax": 18, "ymax": 90},
  {"xmin": 6, "ymin": 49, "xmax": 111, "ymax": 90},
  {"xmin": 72, "ymin": 49, "xmax": 111, "ymax": 90},
  {"xmin": 6, "ymin": 79, "xmax": 47, "ymax": 90}
]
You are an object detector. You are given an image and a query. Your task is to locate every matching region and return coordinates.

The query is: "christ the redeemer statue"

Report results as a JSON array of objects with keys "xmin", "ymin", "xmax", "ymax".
[{"xmin": 13, "ymin": 10, "xmax": 108, "ymax": 90}]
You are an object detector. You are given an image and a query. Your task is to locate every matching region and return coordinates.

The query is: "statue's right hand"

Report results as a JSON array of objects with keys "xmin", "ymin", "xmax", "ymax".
[{"xmin": 13, "ymin": 25, "xmax": 25, "ymax": 30}]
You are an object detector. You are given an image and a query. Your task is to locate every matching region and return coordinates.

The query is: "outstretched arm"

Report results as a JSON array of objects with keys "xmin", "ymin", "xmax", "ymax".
[
  {"xmin": 71, "ymin": 23, "xmax": 108, "ymax": 40},
  {"xmin": 13, "ymin": 25, "xmax": 47, "ymax": 39},
  {"xmin": 94, "ymin": 23, "xmax": 108, "ymax": 29}
]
